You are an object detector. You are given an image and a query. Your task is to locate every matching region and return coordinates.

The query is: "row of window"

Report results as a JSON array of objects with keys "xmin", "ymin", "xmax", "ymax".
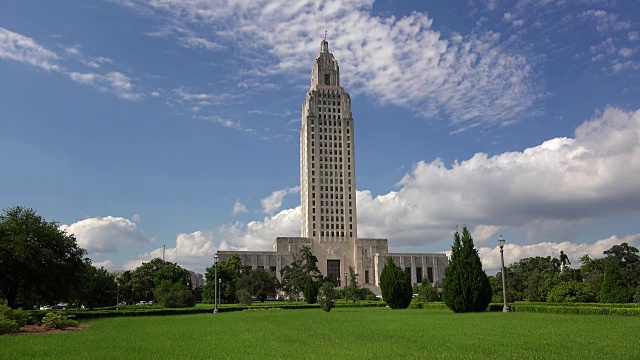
[
  {"xmin": 317, "ymin": 91, "xmax": 341, "ymax": 100},
  {"xmin": 313, "ymin": 231, "xmax": 353, "ymax": 237},
  {"xmin": 310, "ymin": 178, "xmax": 352, "ymax": 188},
  {"xmin": 311, "ymin": 185, "xmax": 352, "ymax": 195},
  {"xmin": 320, "ymin": 99, "xmax": 340, "ymax": 106},
  {"xmin": 318, "ymin": 106, "xmax": 341, "ymax": 113},
  {"xmin": 310, "ymin": 119, "xmax": 349, "ymax": 127}
]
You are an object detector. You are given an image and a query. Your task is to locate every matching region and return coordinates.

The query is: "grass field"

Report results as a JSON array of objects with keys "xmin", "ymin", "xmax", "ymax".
[{"xmin": 2, "ymin": 308, "xmax": 639, "ymax": 359}]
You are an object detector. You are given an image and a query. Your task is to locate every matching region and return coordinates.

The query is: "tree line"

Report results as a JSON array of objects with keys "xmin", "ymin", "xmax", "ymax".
[{"xmin": 0, "ymin": 207, "xmax": 200, "ymax": 309}]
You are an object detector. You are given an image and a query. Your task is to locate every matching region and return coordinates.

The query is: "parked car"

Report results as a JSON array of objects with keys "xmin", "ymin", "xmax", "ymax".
[{"xmin": 39, "ymin": 305, "xmax": 52, "ymax": 310}]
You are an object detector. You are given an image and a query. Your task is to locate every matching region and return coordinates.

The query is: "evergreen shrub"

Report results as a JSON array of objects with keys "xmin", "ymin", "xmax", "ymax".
[
  {"xmin": 442, "ymin": 226, "xmax": 492, "ymax": 313},
  {"xmin": 379, "ymin": 257, "xmax": 412, "ymax": 309}
]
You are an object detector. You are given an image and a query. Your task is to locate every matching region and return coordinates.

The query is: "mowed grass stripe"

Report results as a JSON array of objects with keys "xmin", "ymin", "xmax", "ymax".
[{"xmin": 1, "ymin": 308, "xmax": 639, "ymax": 359}]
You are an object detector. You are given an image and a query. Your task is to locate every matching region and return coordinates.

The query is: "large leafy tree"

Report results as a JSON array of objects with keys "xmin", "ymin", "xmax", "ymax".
[
  {"xmin": 122, "ymin": 258, "xmax": 191, "ymax": 303},
  {"xmin": 442, "ymin": 225, "xmax": 492, "ymax": 313},
  {"xmin": 280, "ymin": 246, "xmax": 323, "ymax": 300},
  {"xmin": 603, "ymin": 243, "xmax": 640, "ymax": 288},
  {"xmin": 203, "ymin": 254, "xmax": 251, "ymax": 304},
  {"xmin": 236, "ymin": 268, "xmax": 278, "ymax": 302},
  {"xmin": 379, "ymin": 257, "xmax": 412, "ymax": 309},
  {"xmin": 600, "ymin": 257, "xmax": 632, "ymax": 303},
  {"xmin": 81, "ymin": 263, "xmax": 118, "ymax": 309},
  {"xmin": 0, "ymin": 206, "xmax": 87, "ymax": 308}
]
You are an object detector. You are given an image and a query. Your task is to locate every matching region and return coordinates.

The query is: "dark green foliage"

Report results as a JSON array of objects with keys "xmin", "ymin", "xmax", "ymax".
[
  {"xmin": 124, "ymin": 258, "xmax": 191, "ymax": 303},
  {"xmin": 600, "ymin": 257, "xmax": 632, "ymax": 303},
  {"xmin": 236, "ymin": 268, "xmax": 278, "ymax": 302},
  {"xmin": 0, "ymin": 314, "xmax": 20, "ymax": 335},
  {"xmin": 41, "ymin": 312, "xmax": 78, "ymax": 329},
  {"xmin": 81, "ymin": 264, "xmax": 117, "ymax": 309},
  {"xmin": 379, "ymin": 257, "xmax": 412, "ymax": 309},
  {"xmin": 153, "ymin": 281, "xmax": 195, "ymax": 308},
  {"xmin": 280, "ymin": 246, "xmax": 323, "ymax": 300},
  {"xmin": 417, "ymin": 277, "xmax": 439, "ymax": 302},
  {"xmin": 0, "ymin": 206, "xmax": 88, "ymax": 308},
  {"xmin": 319, "ymin": 282, "xmax": 335, "ymax": 312},
  {"xmin": 603, "ymin": 243, "xmax": 640, "ymax": 288},
  {"xmin": 634, "ymin": 286, "xmax": 640, "ymax": 303},
  {"xmin": 547, "ymin": 281, "xmax": 597, "ymax": 303},
  {"xmin": 203, "ymin": 254, "xmax": 251, "ymax": 304},
  {"xmin": 442, "ymin": 226, "xmax": 492, "ymax": 313},
  {"xmin": 303, "ymin": 276, "xmax": 318, "ymax": 304}
]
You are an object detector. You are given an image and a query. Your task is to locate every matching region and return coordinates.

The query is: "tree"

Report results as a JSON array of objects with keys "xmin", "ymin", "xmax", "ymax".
[
  {"xmin": 120, "ymin": 258, "xmax": 191, "ymax": 303},
  {"xmin": 600, "ymin": 257, "xmax": 632, "ymax": 303},
  {"xmin": 417, "ymin": 277, "xmax": 439, "ymax": 302},
  {"xmin": 81, "ymin": 263, "xmax": 117, "ymax": 309},
  {"xmin": 303, "ymin": 276, "xmax": 318, "ymax": 304},
  {"xmin": 280, "ymin": 246, "xmax": 323, "ymax": 301},
  {"xmin": 203, "ymin": 254, "xmax": 251, "ymax": 304},
  {"xmin": 547, "ymin": 281, "xmax": 597, "ymax": 303},
  {"xmin": 236, "ymin": 268, "xmax": 277, "ymax": 302},
  {"xmin": 0, "ymin": 206, "xmax": 88, "ymax": 308},
  {"xmin": 603, "ymin": 243, "xmax": 640, "ymax": 288},
  {"xmin": 318, "ymin": 281, "xmax": 335, "ymax": 312},
  {"xmin": 153, "ymin": 280, "xmax": 195, "ymax": 308},
  {"xmin": 442, "ymin": 225, "xmax": 492, "ymax": 313},
  {"xmin": 379, "ymin": 257, "xmax": 412, "ymax": 309}
]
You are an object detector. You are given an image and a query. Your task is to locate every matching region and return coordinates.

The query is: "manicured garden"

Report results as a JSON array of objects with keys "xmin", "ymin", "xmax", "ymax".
[{"xmin": 2, "ymin": 307, "xmax": 640, "ymax": 359}]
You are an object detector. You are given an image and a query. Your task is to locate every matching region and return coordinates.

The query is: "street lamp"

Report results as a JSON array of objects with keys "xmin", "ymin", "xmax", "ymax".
[
  {"xmin": 116, "ymin": 282, "xmax": 120, "ymax": 310},
  {"xmin": 344, "ymin": 271, "xmax": 348, "ymax": 302},
  {"xmin": 214, "ymin": 254, "xmax": 219, "ymax": 314},
  {"xmin": 218, "ymin": 278, "xmax": 222, "ymax": 308},
  {"xmin": 498, "ymin": 235, "xmax": 509, "ymax": 312}
]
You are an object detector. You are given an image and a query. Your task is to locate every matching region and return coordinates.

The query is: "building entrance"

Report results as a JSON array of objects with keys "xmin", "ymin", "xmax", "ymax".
[{"xmin": 327, "ymin": 260, "xmax": 341, "ymax": 286}]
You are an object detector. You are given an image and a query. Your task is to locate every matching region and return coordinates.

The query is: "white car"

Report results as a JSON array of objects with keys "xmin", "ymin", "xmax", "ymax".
[{"xmin": 39, "ymin": 305, "xmax": 52, "ymax": 310}]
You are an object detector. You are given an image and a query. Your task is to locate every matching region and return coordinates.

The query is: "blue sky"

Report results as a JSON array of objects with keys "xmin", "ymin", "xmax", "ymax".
[{"xmin": 2, "ymin": 0, "xmax": 640, "ymax": 275}]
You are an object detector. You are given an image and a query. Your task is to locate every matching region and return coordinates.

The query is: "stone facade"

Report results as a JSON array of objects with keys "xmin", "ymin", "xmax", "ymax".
[{"xmin": 218, "ymin": 39, "xmax": 447, "ymax": 289}]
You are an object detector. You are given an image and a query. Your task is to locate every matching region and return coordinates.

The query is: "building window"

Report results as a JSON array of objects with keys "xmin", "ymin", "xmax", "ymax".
[
  {"xmin": 365, "ymin": 270, "xmax": 369, "ymax": 285},
  {"xmin": 416, "ymin": 267, "xmax": 423, "ymax": 283},
  {"xmin": 405, "ymin": 267, "xmax": 411, "ymax": 275},
  {"xmin": 324, "ymin": 74, "xmax": 330, "ymax": 85},
  {"xmin": 427, "ymin": 267, "xmax": 434, "ymax": 283}
]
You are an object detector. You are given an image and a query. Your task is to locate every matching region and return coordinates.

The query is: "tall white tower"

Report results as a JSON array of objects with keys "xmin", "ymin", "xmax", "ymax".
[{"xmin": 301, "ymin": 39, "xmax": 358, "ymax": 247}]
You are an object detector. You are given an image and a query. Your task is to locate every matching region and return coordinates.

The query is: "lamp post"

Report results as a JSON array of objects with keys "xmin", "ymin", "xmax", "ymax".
[
  {"xmin": 218, "ymin": 278, "xmax": 222, "ymax": 308},
  {"xmin": 214, "ymin": 254, "xmax": 219, "ymax": 314},
  {"xmin": 344, "ymin": 271, "xmax": 348, "ymax": 302},
  {"xmin": 116, "ymin": 282, "xmax": 120, "ymax": 310},
  {"xmin": 498, "ymin": 235, "xmax": 509, "ymax": 312}
]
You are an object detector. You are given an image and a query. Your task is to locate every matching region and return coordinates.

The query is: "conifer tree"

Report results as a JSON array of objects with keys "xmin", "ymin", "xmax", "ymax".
[
  {"xmin": 442, "ymin": 225, "xmax": 492, "ymax": 312},
  {"xmin": 380, "ymin": 257, "xmax": 412, "ymax": 309}
]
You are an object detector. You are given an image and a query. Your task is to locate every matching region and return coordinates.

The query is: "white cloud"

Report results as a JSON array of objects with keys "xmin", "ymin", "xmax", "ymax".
[
  {"xmin": 131, "ymin": 213, "xmax": 141, "ymax": 223},
  {"xmin": 93, "ymin": 260, "xmax": 114, "ymax": 269},
  {"xmin": 629, "ymin": 31, "xmax": 640, "ymax": 41},
  {"xmin": 68, "ymin": 71, "xmax": 142, "ymax": 100},
  {"xmin": 261, "ymin": 186, "xmax": 300, "ymax": 214},
  {"xmin": 150, "ymin": 91, "xmax": 161, "ymax": 97},
  {"xmin": 0, "ymin": 27, "xmax": 61, "ymax": 71},
  {"xmin": 478, "ymin": 233, "xmax": 640, "ymax": 273},
  {"xmin": 118, "ymin": 0, "xmax": 540, "ymax": 127},
  {"xmin": 64, "ymin": 46, "xmax": 81, "ymax": 56},
  {"xmin": 579, "ymin": 10, "xmax": 630, "ymax": 32},
  {"xmin": 512, "ymin": 19, "xmax": 524, "ymax": 28},
  {"xmin": 232, "ymin": 200, "xmax": 248, "ymax": 215},
  {"xmin": 60, "ymin": 216, "xmax": 152, "ymax": 255}
]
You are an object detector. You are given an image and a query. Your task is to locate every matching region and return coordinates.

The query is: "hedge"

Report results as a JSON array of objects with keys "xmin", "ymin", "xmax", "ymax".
[{"xmin": 27, "ymin": 301, "xmax": 386, "ymax": 321}]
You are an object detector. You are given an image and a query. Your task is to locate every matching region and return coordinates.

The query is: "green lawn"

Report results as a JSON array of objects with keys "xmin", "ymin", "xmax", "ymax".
[{"xmin": 2, "ymin": 308, "xmax": 639, "ymax": 359}]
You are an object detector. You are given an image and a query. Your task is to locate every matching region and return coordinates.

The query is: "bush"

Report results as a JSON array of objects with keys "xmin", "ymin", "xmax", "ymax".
[
  {"xmin": 41, "ymin": 312, "xmax": 78, "ymax": 329},
  {"xmin": 547, "ymin": 281, "xmax": 598, "ymax": 303},
  {"xmin": 236, "ymin": 289, "xmax": 252, "ymax": 306},
  {"xmin": 380, "ymin": 257, "xmax": 412, "ymax": 309},
  {"xmin": 319, "ymin": 282, "xmax": 335, "ymax": 312},
  {"xmin": 634, "ymin": 286, "xmax": 640, "ymax": 303},
  {"xmin": 0, "ymin": 314, "xmax": 20, "ymax": 335},
  {"xmin": 442, "ymin": 226, "xmax": 492, "ymax": 313},
  {"xmin": 303, "ymin": 276, "xmax": 318, "ymax": 304}
]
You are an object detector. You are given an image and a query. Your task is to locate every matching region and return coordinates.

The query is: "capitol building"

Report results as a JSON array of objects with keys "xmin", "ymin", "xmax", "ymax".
[{"xmin": 218, "ymin": 39, "xmax": 447, "ymax": 290}]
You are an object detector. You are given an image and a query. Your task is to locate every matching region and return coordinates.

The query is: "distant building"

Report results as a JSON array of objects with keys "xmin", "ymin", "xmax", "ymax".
[{"xmin": 218, "ymin": 39, "xmax": 447, "ymax": 289}]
